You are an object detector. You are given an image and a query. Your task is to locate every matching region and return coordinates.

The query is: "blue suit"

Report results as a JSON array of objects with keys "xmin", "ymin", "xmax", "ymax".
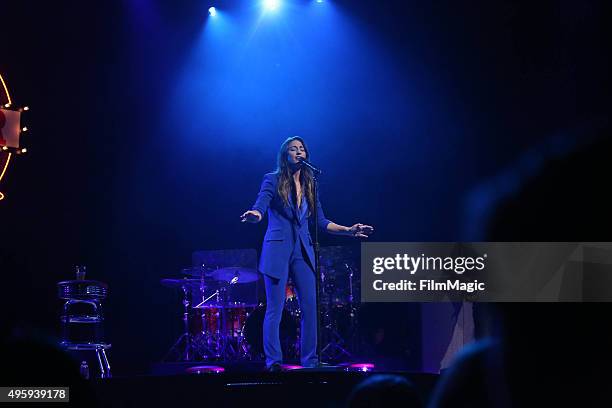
[{"xmin": 251, "ymin": 172, "xmax": 331, "ymax": 367}]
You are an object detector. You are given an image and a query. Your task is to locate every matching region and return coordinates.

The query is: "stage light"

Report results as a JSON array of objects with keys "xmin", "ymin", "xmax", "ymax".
[
  {"xmin": 263, "ymin": 0, "xmax": 280, "ymax": 11},
  {"xmin": 344, "ymin": 363, "xmax": 375, "ymax": 372},
  {"xmin": 315, "ymin": 0, "xmax": 324, "ymax": 3},
  {"xmin": 22, "ymin": 127, "xmax": 28, "ymax": 132},
  {"xmin": 23, "ymin": 106, "xmax": 29, "ymax": 111},
  {"xmin": 208, "ymin": 7, "xmax": 217, "ymax": 17},
  {"xmin": 280, "ymin": 364, "xmax": 303, "ymax": 370}
]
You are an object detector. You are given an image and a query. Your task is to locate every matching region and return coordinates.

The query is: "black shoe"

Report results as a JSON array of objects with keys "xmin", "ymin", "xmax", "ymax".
[{"xmin": 266, "ymin": 363, "xmax": 282, "ymax": 372}]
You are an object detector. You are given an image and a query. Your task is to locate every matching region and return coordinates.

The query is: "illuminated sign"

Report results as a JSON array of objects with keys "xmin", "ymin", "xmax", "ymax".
[{"xmin": 0, "ymin": 73, "xmax": 28, "ymax": 201}]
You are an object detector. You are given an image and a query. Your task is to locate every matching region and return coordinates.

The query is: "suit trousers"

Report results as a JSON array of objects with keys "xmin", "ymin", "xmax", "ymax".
[{"xmin": 263, "ymin": 235, "xmax": 317, "ymax": 368}]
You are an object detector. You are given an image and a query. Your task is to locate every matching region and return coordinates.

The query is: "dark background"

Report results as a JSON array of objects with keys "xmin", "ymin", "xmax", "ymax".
[{"xmin": 1, "ymin": 0, "xmax": 610, "ymax": 375}]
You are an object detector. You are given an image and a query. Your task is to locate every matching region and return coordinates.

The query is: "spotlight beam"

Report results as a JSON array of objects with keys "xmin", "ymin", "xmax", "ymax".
[{"xmin": 263, "ymin": 0, "xmax": 280, "ymax": 11}]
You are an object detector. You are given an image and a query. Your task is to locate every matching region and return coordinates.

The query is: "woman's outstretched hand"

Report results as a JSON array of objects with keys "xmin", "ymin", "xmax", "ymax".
[
  {"xmin": 348, "ymin": 223, "xmax": 374, "ymax": 238},
  {"xmin": 240, "ymin": 210, "xmax": 262, "ymax": 223}
]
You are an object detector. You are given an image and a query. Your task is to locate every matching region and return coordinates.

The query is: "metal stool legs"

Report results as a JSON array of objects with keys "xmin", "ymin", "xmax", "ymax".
[{"xmin": 95, "ymin": 346, "xmax": 112, "ymax": 378}]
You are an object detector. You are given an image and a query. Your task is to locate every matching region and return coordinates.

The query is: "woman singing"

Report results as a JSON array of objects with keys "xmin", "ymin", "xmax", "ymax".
[{"xmin": 240, "ymin": 136, "xmax": 374, "ymax": 371}]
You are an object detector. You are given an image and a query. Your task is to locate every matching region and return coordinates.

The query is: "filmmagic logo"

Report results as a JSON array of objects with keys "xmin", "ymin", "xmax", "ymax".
[
  {"xmin": 372, "ymin": 279, "xmax": 485, "ymax": 293},
  {"xmin": 372, "ymin": 253, "xmax": 487, "ymax": 275}
]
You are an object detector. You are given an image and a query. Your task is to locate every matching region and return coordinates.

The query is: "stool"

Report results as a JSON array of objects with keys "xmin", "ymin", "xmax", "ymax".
[{"xmin": 57, "ymin": 279, "xmax": 112, "ymax": 378}]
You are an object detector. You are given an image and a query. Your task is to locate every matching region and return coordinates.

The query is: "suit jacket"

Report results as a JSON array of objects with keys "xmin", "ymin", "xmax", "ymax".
[{"xmin": 252, "ymin": 172, "xmax": 331, "ymax": 279}]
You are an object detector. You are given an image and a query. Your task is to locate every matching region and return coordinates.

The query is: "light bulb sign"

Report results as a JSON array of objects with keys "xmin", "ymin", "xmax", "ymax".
[
  {"xmin": 0, "ymin": 108, "xmax": 22, "ymax": 148},
  {"xmin": 0, "ymin": 73, "xmax": 28, "ymax": 201}
]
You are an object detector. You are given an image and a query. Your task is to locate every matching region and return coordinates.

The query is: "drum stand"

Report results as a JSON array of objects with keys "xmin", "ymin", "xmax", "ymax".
[
  {"xmin": 216, "ymin": 308, "xmax": 238, "ymax": 360},
  {"xmin": 320, "ymin": 308, "xmax": 352, "ymax": 362},
  {"xmin": 163, "ymin": 284, "xmax": 207, "ymax": 361},
  {"xmin": 192, "ymin": 291, "xmax": 220, "ymax": 360},
  {"xmin": 320, "ymin": 263, "xmax": 358, "ymax": 362}
]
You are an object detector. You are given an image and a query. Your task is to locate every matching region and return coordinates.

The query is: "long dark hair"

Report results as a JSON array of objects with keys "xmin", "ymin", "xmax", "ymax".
[{"xmin": 275, "ymin": 136, "xmax": 315, "ymax": 213}]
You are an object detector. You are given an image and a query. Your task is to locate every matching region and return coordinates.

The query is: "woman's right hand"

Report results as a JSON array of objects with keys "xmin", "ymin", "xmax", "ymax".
[{"xmin": 240, "ymin": 210, "xmax": 262, "ymax": 223}]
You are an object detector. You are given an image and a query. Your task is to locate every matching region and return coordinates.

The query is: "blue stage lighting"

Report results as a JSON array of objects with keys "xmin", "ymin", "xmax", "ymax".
[
  {"xmin": 315, "ymin": 0, "xmax": 324, "ymax": 3},
  {"xmin": 208, "ymin": 6, "xmax": 217, "ymax": 17},
  {"xmin": 263, "ymin": 0, "xmax": 281, "ymax": 11}
]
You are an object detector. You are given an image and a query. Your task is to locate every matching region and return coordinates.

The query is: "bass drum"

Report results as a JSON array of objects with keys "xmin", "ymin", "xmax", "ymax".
[{"xmin": 243, "ymin": 305, "xmax": 299, "ymax": 359}]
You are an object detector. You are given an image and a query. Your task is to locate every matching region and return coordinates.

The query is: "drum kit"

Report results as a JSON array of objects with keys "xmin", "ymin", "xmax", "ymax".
[
  {"xmin": 161, "ymin": 248, "xmax": 361, "ymax": 364},
  {"xmin": 161, "ymin": 265, "xmax": 259, "ymax": 362}
]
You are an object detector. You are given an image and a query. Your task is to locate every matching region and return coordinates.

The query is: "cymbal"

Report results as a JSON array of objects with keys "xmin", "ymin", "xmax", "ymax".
[
  {"xmin": 160, "ymin": 278, "xmax": 207, "ymax": 289},
  {"xmin": 210, "ymin": 267, "xmax": 259, "ymax": 284},
  {"xmin": 181, "ymin": 266, "xmax": 214, "ymax": 277}
]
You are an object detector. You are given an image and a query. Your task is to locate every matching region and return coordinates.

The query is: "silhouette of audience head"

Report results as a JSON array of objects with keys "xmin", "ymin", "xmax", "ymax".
[{"xmin": 347, "ymin": 374, "xmax": 423, "ymax": 408}]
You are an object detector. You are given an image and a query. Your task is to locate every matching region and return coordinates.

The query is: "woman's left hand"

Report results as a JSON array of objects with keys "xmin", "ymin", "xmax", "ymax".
[{"xmin": 348, "ymin": 223, "xmax": 374, "ymax": 238}]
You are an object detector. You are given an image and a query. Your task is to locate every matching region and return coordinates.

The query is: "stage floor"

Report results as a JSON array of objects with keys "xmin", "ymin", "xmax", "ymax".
[{"xmin": 93, "ymin": 368, "xmax": 439, "ymax": 408}]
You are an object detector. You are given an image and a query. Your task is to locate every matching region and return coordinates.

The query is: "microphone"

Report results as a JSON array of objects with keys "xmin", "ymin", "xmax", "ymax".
[{"xmin": 297, "ymin": 156, "xmax": 323, "ymax": 175}]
